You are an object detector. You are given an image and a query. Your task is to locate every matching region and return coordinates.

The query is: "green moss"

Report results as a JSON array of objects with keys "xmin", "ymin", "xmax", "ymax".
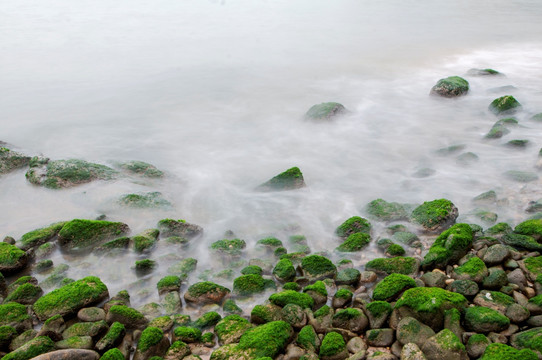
[
  {"xmin": 366, "ymin": 301, "xmax": 392, "ymax": 318},
  {"xmin": 335, "ymin": 288, "xmax": 353, "ymax": 300},
  {"xmin": 387, "ymin": 243, "xmax": 406, "ymax": 256},
  {"xmin": 269, "ymin": 290, "xmax": 314, "ymax": 309},
  {"xmin": 100, "ymin": 321, "xmax": 126, "ymax": 344},
  {"xmin": 117, "ymin": 161, "xmax": 164, "ymax": 178},
  {"xmin": 515, "ymin": 219, "xmax": 542, "ymax": 238},
  {"xmin": 135, "ymin": 259, "xmax": 156, "ymax": 271},
  {"xmin": 174, "ymin": 326, "xmax": 202, "ymax": 342},
  {"xmin": 422, "ymin": 223, "xmax": 473, "ymax": 269},
  {"xmin": 282, "ymin": 282, "xmax": 300, "ymax": 291},
  {"xmin": 433, "ymin": 328, "xmax": 465, "ymax": 351},
  {"xmin": 223, "ymin": 299, "xmax": 243, "ymax": 315},
  {"xmin": 210, "ymin": 239, "xmax": 246, "ymax": 255},
  {"xmin": 238, "ymin": 321, "xmax": 293, "ymax": 358},
  {"xmin": 372, "ymin": 273, "xmax": 416, "ymax": 301},
  {"xmin": 193, "ymin": 311, "xmax": 222, "ymax": 330},
  {"xmin": 431, "ymin": 76, "xmax": 469, "ymax": 97},
  {"xmin": 19, "ymin": 222, "xmax": 65, "ymax": 250},
  {"xmin": 501, "ymin": 233, "xmax": 542, "ymax": 251},
  {"xmin": 108, "ymin": 305, "xmax": 145, "ymax": 321},
  {"xmin": 257, "ymin": 237, "xmax": 283, "ymax": 249},
  {"xmin": 241, "ymin": 265, "xmax": 263, "ymax": 276},
  {"xmin": 336, "ymin": 268, "xmax": 360, "ymax": 285},
  {"xmin": 489, "ymin": 95, "xmax": 521, "ymax": 115},
  {"xmin": 4, "ymin": 282, "xmax": 43, "ymax": 303},
  {"xmin": 319, "ymin": 332, "xmax": 346, "ymax": 357},
  {"xmin": 465, "ymin": 306, "xmax": 510, "ymax": 332},
  {"xmin": 454, "ymin": 257, "xmax": 486, "ymax": 277},
  {"xmin": 232, "ymin": 274, "xmax": 265, "ymax": 296},
  {"xmin": 119, "ymin": 192, "xmax": 171, "ymax": 208},
  {"xmin": 215, "ymin": 315, "xmax": 252, "ymax": 343},
  {"xmin": 137, "ymin": 327, "xmax": 164, "ymax": 352},
  {"xmin": 365, "ymin": 256, "xmax": 418, "ymax": 275},
  {"xmin": 305, "ymin": 102, "xmax": 346, "ymax": 120},
  {"xmin": 333, "ymin": 308, "xmax": 363, "ymax": 322},
  {"xmin": 33, "ymin": 276, "xmax": 108, "ymax": 321},
  {"xmin": 157, "ymin": 276, "xmax": 181, "ymax": 293},
  {"xmin": 1, "ymin": 336, "xmax": 55, "ymax": 360},
  {"xmin": 336, "ymin": 216, "xmax": 371, "ymax": 238},
  {"xmin": 393, "ymin": 231, "xmax": 419, "ymax": 246},
  {"xmin": 524, "ymin": 256, "xmax": 542, "ymax": 278},
  {"xmin": 303, "ymin": 280, "xmax": 327, "ymax": 297},
  {"xmin": 167, "ymin": 258, "xmax": 197, "ymax": 278},
  {"xmin": 0, "ymin": 302, "xmax": 30, "ymax": 328},
  {"xmin": 313, "ymin": 305, "xmax": 332, "ymax": 318},
  {"xmin": 410, "ymin": 199, "xmax": 456, "ymax": 230},
  {"xmin": 100, "ymin": 348, "xmax": 125, "ymax": 360},
  {"xmin": 258, "ymin": 167, "xmax": 306, "ymax": 191},
  {"xmin": 296, "ymin": 325, "xmax": 317, "ymax": 351},
  {"xmin": 0, "ymin": 325, "xmax": 17, "ymax": 343},
  {"xmin": 336, "ymin": 232, "xmax": 371, "ymax": 252},
  {"xmin": 0, "ymin": 243, "xmax": 26, "ymax": 267},
  {"xmin": 395, "ymin": 287, "xmax": 467, "ymax": 314},
  {"xmin": 366, "ymin": 199, "xmax": 409, "ymax": 221},
  {"xmin": 480, "ymin": 343, "xmax": 538, "ymax": 360},
  {"xmin": 57, "ymin": 219, "xmax": 129, "ymax": 251},
  {"xmin": 301, "ymin": 255, "xmax": 337, "ymax": 278},
  {"xmin": 186, "ymin": 281, "xmax": 230, "ymax": 298},
  {"xmin": 273, "ymin": 258, "xmax": 296, "ymax": 282}
]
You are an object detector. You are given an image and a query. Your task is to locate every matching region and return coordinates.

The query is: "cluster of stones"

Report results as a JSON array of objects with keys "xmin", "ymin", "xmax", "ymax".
[{"xmin": 4, "ymin": 196, "xmax": 542, "ymax": 359}]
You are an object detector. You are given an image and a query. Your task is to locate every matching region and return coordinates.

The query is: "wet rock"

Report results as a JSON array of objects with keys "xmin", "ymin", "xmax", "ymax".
[
  {"xmin": 258, "ymin": 166, "xmax": 306, "ymax": 191},
  {"xmin": 467, "ymin": 68, "xmax": 501, "ymax": 76},
  {"xmin": 421, "ymin": 270, "xmax": 447, "ymax": 288},
  {"xmin": 396, "ymin": 317, "xmax": 435, "ymax": 348},
  {"xmin": 0, "ymin": 243, "xmax": 29, "ymax": 275},
  {"xmin": 119, "ymin": 192, "xmax": 171, "ymax": 208},
  {"xmin": 95, "ymin": 321, "xmax": 126, "ymax": 353},
  {"xmin": 400, "ymin": 343, "xmax": 427, "ymax": 360},
  {"xmin": 365, "ymin": 199, "xmax": 409, "ymax": 222},
  {"xmin": 31, "ymin": 349, "xmax": 100, "ymax": 360},
  {"xmin": 0, "ymin": 147, "xmax": 31, "ymax": 175},
  {"xmin": 319, "ymin": 331, "xmax": 348, "ymax": 360},
  {"xmin": 464, "ymin": 306, "xmax": 510, "ymax": 333},
  {"xmin": 430, "ymin": 76, "xmax": 469, "ymax": 97},
  {"xmin": 3, "ymin": 336, "xmax": 55, "ymax": 360},
  {"xmin": 114, "ymin": 160, "xmax": 164, "ymax": 178},
  {"xmin": 57, "ymin": 219, "xmax": 129, "ymax": 252},
  {"xmin": 365, "ymin": 257, "xmax": 419, "ymax": 276},
  {"xmin": 215, "ymin": 315, "xmax": 253, "ymax": 345},
  {"xmin": 25, "ymin": 158, "xmax": 117, "ymax": 188},
  {"xmin": 105, "ymin": 305, "xmax": 149, "ymax": 330},
  {"xmin": 365, "ymin": 328, "xmax": 394, "ymax": 347},
  {"xmin": 300, "ymin": 255, "xmax": 337, "ymax": 281},
  {"xmin": 410, "ymin": 199, "xmax": 458, "ymax": 233},
  {"xmin": 489, "ymin": 95, "xmax": 521, "ymax": 115},
  {"xmin": 18, "ymin": 222, "xmax": 65, "ymax": 251},
  {"xmin": 133, "ymin": 327, "xmax": 170, "ymax": 360},
  {"xmin": 421, "ymin": 329, "xmax": 467, "ymax": 360},
  {"xmin": 335, "ymin": 232, "xmax": 371, "ymax": 252},
  {"xmin": 422, "ymin": 223, "xmax": 473, "ymax": 270},
  {"xmin": 331, "ymin": 308, "xmax": 368, "ymax": 333},
  {"xmin": 184, "ymin": 281, "xmax": 230, "ymax": 306},
  {"xmin": 305, "ymin": 102, "xmax": 347, "ymax": 121},
  {"xmin": 503, "ymin": 170, "xmax": 538, "ymax": 183}
]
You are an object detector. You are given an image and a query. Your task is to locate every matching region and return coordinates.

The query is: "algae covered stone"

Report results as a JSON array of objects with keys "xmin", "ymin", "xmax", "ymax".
[
  {"xmin": 335, "ymin": 216, "xmax": 371, "ymax": 238},
  {"xmin": 33, "ymin": 276, "xmax": 109, "ymax": 321},
  {"xmin": 210, "ymin": 239, "xmax": 246, "ymax": 256},
  {"xmin": 372, "ymin": 273, "xmax": 416, "ymax": 301},
  {"xmin": 410, "ymin": 199, "xmax": 458, "ymax": 232},
  {"xmin": 422, "ymin": 223, "xmax": 473, "ymax": 270},
  {"xmin": 258, "ymin": 167, "xmax": 306, "ymax": 191},
  {"xmin": 319, "ymin": 331, "xmax": 347, "ymax": 360},
  {"xmin": 184, "ymin": 281, "xmax": 230, "ymax": 305},
  {"xmin": 366, "ymin": 199, "xmax": 409, "ymax": 221},
  {"xmin": 464, "ymin": 306, "xmax": 510, "ymax": 333},
  {"xmin": 115, "ymin": 160, "xmax": 164, "ymax": 178},
  {"xmin": 157, "ymin": 218, "xmax": 203, "ymax": 239},
  {"xmin": 233, "ymin": 274, "xmax": 266, "ymax": 296},
  {"xmin": 489, "ymin": 95, "xmax": 521, "ymax": 115},
  {"xmin": 335, "ymin": 232, "xmax": 371, "ymax": 252},
  {"xmin": 430, "ymin": 76, "xmax": 469, "ymax": 97},
  {"xmin": 119, "ymin": 192, "xmax": 171, "ymax": 208},
  {"xmin": 300, "ymin": 255, "xmax": 337, "ymax": 280},
  {"xmin": 0, "ymin": 242, "xmax": 29, "ymax": 274},
  {"xmin": 57, "ymin": 219, "xmax": 129, "ymax": 252},
  {"xmin": 273, "ymin": 258, "xmax": 296, "ymax": 283},
  {"xmin": 0, "ymin": 147, "xmax": 30, "ymax": 175},
  {"xmin": 18, "ymin": 222, "xmax": 66, "ymax": 251},
  {"xmin": 305, "ymin": 102, "xmax": 346, "ymax": 121},
  {"xmin": 269, "ymin": 290, "xmax": 314, "ymax": 309},
  {"xmin": 215, "ymin": 315, "xmax": 253, "ymax": 345},
  {"xmin": 365, "ymin": 256, "xmax": 419, "ymax": 275},
  {"xmin": 26, "ymin": 158, "xmax": 117, "ymax": 188},
  {"xmin": 0, "ymin": 302, "xmax": 32, "ymax": 332},
  {"xmin": 480, "ymin": 343, "xmax": 538, "ymax": 360},
  {"xmin": 237, "ymin": 321, "xmax": 293, "ymax": 358},
  {"xmin": 1, "ymin": 336, "xmax": 55, "ymax": 360}
]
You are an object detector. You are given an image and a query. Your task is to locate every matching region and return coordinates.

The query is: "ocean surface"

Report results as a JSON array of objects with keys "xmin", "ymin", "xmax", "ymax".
[{"xmin": 1, "ymin": 0, "xmax": 542, "ymax": 307}]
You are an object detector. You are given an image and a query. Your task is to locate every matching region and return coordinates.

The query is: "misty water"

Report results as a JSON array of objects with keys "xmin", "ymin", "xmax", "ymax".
[{"xmin": 2, "ymin": 0, "xmax": 542, "ymax": 314}]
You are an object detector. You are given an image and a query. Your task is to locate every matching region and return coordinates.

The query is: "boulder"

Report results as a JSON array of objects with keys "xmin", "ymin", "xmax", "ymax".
[
  {"xmin": 410, "ymin": 199, "xmax": 458, "ymax": 232},
  {"xmin": 430, "ymin": 76, "xmax": 469, "ymax": 97},
  {"xmin": 257, "ymin": 167, "xmax": 306, "ymax": 191},
  {"xmin": 489, "ymin": 95, "xmax": 521, "ymax": 115},
  {"xmin": 57, "ymin": 219, "xmax": 129, "ymax": 252},
  {"xmin": 184, "ymin": 281, "xmax": 230, "ymax": 305},
  {"xmin": 305, "ymin": 102, "xmax": 347, "ymax": 121},
  {"xmin": 0, "ymin": 243, "xmax": 29, "ymax": 274}
]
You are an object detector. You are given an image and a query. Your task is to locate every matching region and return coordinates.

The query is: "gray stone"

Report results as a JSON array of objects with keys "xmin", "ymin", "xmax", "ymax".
[
  {"xmin": 506, "ymin": 303, "xmax": 530, "ymax": 323},
  {"xmin": 400, "ymin": 343, "xmax": 427, "ymax": 360},
  {"xmin": 396, "ymin": 317, "xmax": 435, "ymax": 348},
  {"xmin": 365, "ymin": 328, "xmax": 394, "ymax": 347},
  {"xmin": 32, "ymin": 349, "xmax": 100, "ymax": 360},
  {"xmin": 483, "ymin": 244, "xmax": 509, "ymax": 266},
  {"xmin": 421, "ymin": 271, "xmax": 447, "ymax": 288}
]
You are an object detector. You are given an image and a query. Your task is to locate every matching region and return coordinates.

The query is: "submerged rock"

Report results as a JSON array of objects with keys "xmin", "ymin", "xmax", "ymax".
[
  {"xmin": 26, "ymin": 158, "xmax": 117, "ymax": 188},
  {"xmin": 157, "ymin": 218, "xmax": 203, "ymax": 239},
  {"xmin": 114, "ymin": 160, "xmax": 164, "ymax": 178},
  {"xmin": 184, "ymin": 281, "xmax": 230, "ymax": 305},
  {"xmin": 57, "ymin": 219, "xmax": 130, "ymax": 252},
  {"xmin": 365, "ymin": 199, "xmax": 409, "ymax": 222},
  {"xmin": 118, "ymin": 192, "xmax": 172, "ymax": 208},
  {"xmin": 258, "ymin": 167, "xmax": 306, "ymax": 191},
  {"xmin": 467, "ymin": 68, "xmax": 502, "ymax": 76},
  {"xmin": 488, "ymin": 95, "xmax": 521, "ymax": 115},
  {"xmin": 305, "ymin": 102, "xmax": 347, "ymax": 121},
  {"xmin": 430, "ymin": 76, "xmax": 469, "ymax": 97},
  {"xmin": 0, "ymin": 146, "xmax": 31, "ymax": 175},
  {"xmin": 503, "ymin": 170, "xmax": 539, "ymax": 183}
]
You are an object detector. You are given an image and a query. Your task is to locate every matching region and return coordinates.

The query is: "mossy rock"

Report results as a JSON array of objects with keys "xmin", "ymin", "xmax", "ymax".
[
  {"xmin": 430, "ymin": 76, "xmax": 469, "ymax": 97},
  {"xmin": 1, "ymin": 336, "xmax": 55, "ymax": 360},
  {"xmin": 421, "ymin": 328, "xmax": 466, "ymax": 360},
  {"xmin": 515, "ymin": 219, "xmax": 542, "ymax": 240},
  {"xmin": 0, "ymin": 242, "xmax": 29, "ymax": 274},
  {"xmin": 62, "ymin": 320, "xmax": 108, "ymax": 340},
  {"xmin": 464, "ymin": 306, "xmax": 510, "ymax": 333},
  {"xmin": 372, "ymin": 273, "xmax": 416, "ymax": 301},
  {"xmin": 510, "ymin": 327, "xmax": 542, "ymax": 357},
  {"xmin": 100, "ymin": 348, "xmax": 126, "ymax": 360},
  {"xmin": 33, "ymin": 276, "xmax": 109, "ymax": 321},
  {"xmin": 105, "ymin": 305, "xmax": 149, "ymax": 331},
  {"xmin": 0, "ymin": 147, "xmax": 30, "ymax": 175},
  {"xmin": 167, "ymin": 258, "xmax": 197, "ymax": 279},
  {"xmin": 215, "ymin": 315, "xmax": 253, "ymax": 345},
  {"xmin": 118, "ymin": 192, "xmax": 171, "ymax": 208},
  {"xmin": 25, "ymin": 159, "xmax": 117, "ymax": 188},
  {"xmin": 210, "ymin": 239, "xmax": 246, "ymax": 256},
  {"xmin": 237, "ymin": 321, "xmax": 293, "ymax": 358},
  {"xmin": 319, "ymin": 331, "xmax": 347, "ymax": 360},
  {"xmin": 332, "ymin": 307, "xmax": 368, "ymax": 333},
  {"xmin": 223, "ymin": 299, "xmax": 243, "ymax": 315},
  {"xmin": 410, "ymin": 199, "xmax": 458, "ymax": 232},
  {"xmin": 421, "ymin": 223, "xmax": 473, "ymax": 270},
  {"xmin": 135, "ymin": 259, "xmax": 157, "ymax": 274},
  {"xmin": 467, "ymin": 68, "xmax": 502, "ymax": 76},
  {"xmin": 256, "ymin": 237, "xmax": 283, "ymax": 251},
  {"xmin": 489, "ymin": 95, "xmax": 521, "ymax": 115},
  {"xmin": 135, "ymin": 326, "xmax": 169, "ymax": 359},
  {"xmin": 300, "ymin": 255, "xmax": 337, "ymax": 280},
  {"xmin": 132, "ymin": 229, "xmax": 160, "ymax": 253},
  {"xmin": 365, "ymin": 256, "xmax": 419, "ymax": 275},
  {"xmin": 250, "ymin": 303, "xmax": 283, "ymax": 324},
  {"xmin": 192, "ymin": 311, "xmax": 221, "ymax": 330},
  {"xmin": 452, "ymin": 256, "xmax": 488, "ymax": 283},
  {"xmin": 164, "ymin": 341, "xmax": 190, "ymax": 360},
  {"xmin": 305, "ymin": 102, "xmax": 346, "ymax": 121},
  {"xmin": 95, "ymin": 321, "xmax": 126, "ymax": 353},
  {"xmin": 366, "ymin": 199, "xmax": 409, "ymax": 221},
  {"xmin": 296, "ymin": 325, "xmax": 319, "ymax": 353},
  {"xmin": 258, "ymin": 167, "xmax": 306, "ymax": 191},
  {"xmin": 241, "ymin": 265, "xmax": 263, "ymax": 276},
  {"xmin": 210, "ymin": 343, "xmax": 256, "ymax": 360},
  {"xmin": 115, "ymin": 160, "xmax": 164, "ymax": 178},
  {"xmin": 394, "ymin": 287, "xmax": 467, "ymax": 331},
  {"xmin": 503, "ymin": 170, "xmax": 539, "ymax": 182},
  {"xmin": 335, "ymin": 268, "xmax": 361, "ymax": 286},
  {"xmin": 335, "ymin": 232, "xmax": 371, "ymax": 252},
  {"xmin": 57, "ymin": 219, "xmax": 129, "ymax": 252},
  {"xmin": 365, "ymin": 301, "xmax": 392, "ymax": 329},
  {"xmin": 521, "ymin": 256, "xmax": 542, "ymax": 282},
  {"xmin": 157, "ymin": 218, "xmax": 203, "ymax": 239},
  {"xmin": 273, "ymin": 258, "xmax": 296, "ymax": 283},
  {"xmin": 4, "ymin": 282, "xmax": 43, "ymax": 305},
  {"xmin": 335, "ymin": 216, "xmax": 371, "ymax": 238},
  {"xmin": 18, "ymin": 222, "xmax": 66, "ymax": 251},
  {"xmin": 173, "ymin": 326, "xmax": 201, "ymax": 343},
  {"xmin": 184, "ymin": 281, "xmax": 230, "ymax": 305},
  {"xmin": 480, "ymin": 343, "xmax": 538, "ymax": 360},
  {"xmin": 232, "ymin": 274, "xmax": 266, "ymax": 297},
  {"xmin": 485, "ymin": 123, "xmax": 511, "ymax": 139},
  {"xmin": 0, "ymin": 302, "xmax": 32, "ymax": 332},
  {"xmin": 386, "ymin": 243, "xmax": 406, "ymax": 256},
  {"xmin": 269, "ymin": 290, "xmax": 314, "ymax": 309}
]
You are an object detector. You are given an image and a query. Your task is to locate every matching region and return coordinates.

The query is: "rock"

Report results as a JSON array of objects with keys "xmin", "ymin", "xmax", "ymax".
[
  {"xmin": 270, "ymin": 290, "xmax": 314, "ymax": 309},
  {"xmin": 172, "ymin": 326, "xmax": 202, "ymax": 343},
  {"xmin": 231, "ymin": 321, "xmax": 293, "ymax": 358},
  {"xmin": 105, "ymin": 305, "xmax": 149, "ymax": 330},
  {"xmin": 119, "ymin": 192, "xmax": 171, "ymax": 208},
  {"xmin": 410, "ymin": 199, "xmax": 458, "ymax": 232},
  {"xmin": 25, "ymin": 158, "xmax": 117, "ymax": 188},
  {"xmin": 483, "ymin": 244, "xmax": 510, "ymax": 265},
  {"xmin": 296, "ymin": 325, "xmax": 320, "ymax": 352},
  {"xmin": 18, "ymin": 222, "xmax": 66, "ymax": 251},
  {"xmin": 0, "ymin": 147, "xmax": 30, "ymax": 175},
  {"xmin": 396, "ymin": 317, "xmax": 435, "ymax": 347},
  {"xmin": 467, "ymin": 68, "xmax": 502, "ymax": 76},
  {"xmin": 273, "ymin": 259, "xmax": 296, "ymax": 283},
  {"xmin": 77, "ymin": 307, "xmax": 105, "ymax": 322},
  {"xmin": 421, "ymin": 223, "xmax": 473, "ymax": 270},
  {"xmin": 300, "ymin": 255, "xmax": 337, "ymax": 281},
  {"xmin": 365, "ymin": 328, "xmax": 394, "ymax": 347},
  {"xmin": 258, "ymin": 167, "xmax": 306, "ymax": 191},
  {"xmin": 400, "ymin": 343, "xmax": 427, "ymax": 360},
  {"xmin": 132, "ymin": 229, "xmax": 160, "ymax": 253},
  {"xmin": 62, "ymin": 320, "xmax": 108, "ymax": 340},
  {"xmin": 193, "ymin": 311, "xmax": 221, "ymax": 330},
  {"xmin": 215, "ymin": 315, "xmax": 253, "ymax": 345},
  {"xmin": 210, "ymin": 239, "xmax": 246, "ymax": 257},
  {"xmin": 503, "ymin": 170, "xmax": 538, "ymax": 183},
  {"xmin": 335, "ymin": 217, "xmax": 371, "ymax": 238},
  {"xmin": 0, "ymin": 243, "xmax": 29, "ymax": 274},
  {"xmin": 520, "ymin": 255, "xmax": 542, "ymax": 282},
  {"xmin": 452, "ymin": 256, "xmax": 488, "ymax": 283},
  {"xmin": 421, "ymin": 329, "xmax": 467, "ymax": 360},
  {"xmin": 372, "ymin": 274, "xmax": 416, "ymax": 301},
  {"xmin": 233, "ymin": 274, "xmax": 266, "ymax": 297},
  {"xmin": 161, "ymin": 291, "xmax": 182, "ymax": 315},
  {"xmin": 167, "ymin": 258, "xmax": 197, "ymax": 279},
  {"xmin": 346, "ymin": 336, "xmax": 366, "ymax": 353},
  {"xmin": 365, "ymin": 257, "xmax": 419, "ymax": 276},
  {"xmin": 33, "ymin": 276, "xmax": 109, "ymax": 321},
  {"xmin": 510, "ymin": 327, "xmax": 542, "ymax": 355},
  {"xmin": 365, "ymin": 301, "xmax": 392, "ymax": 329},
  {"xmin": 157, "ymin": 218, "xmax": 203, "ymax": 239},
  {"xmin": 281, "ymin": 304, "xmax": 307, "ymax": 329},
  {"xmin": 332, "ymin": 288, "xmax": 352, "ymax": 308},
  {"xmin": 365, "ymin": 199, "xmax": 409, "ymax": 222},
  {"xmin": 394, "ymin": 287, "xmax": 467, "ymax": 331},
  {"xmin": 319, "ymin": 331, "xmax": 348, "ymax": 360},
  {"xmin": 95, "ymin": 321, "xmax": 126, "ymax": 353},
  {"xmin": 4, "ymin": 282, "xmax": 43, "ymax": 304},
  {"xmin": 466, "ymin": 334, "xmax": 490, "ymax": 358},
  {"xmin": 133, "ymin": 327, "xmax": 170, "ymax": 360},
  {"xmin": 464, "ymin": 306, "xmax": 510, "ymax": 333},
  {"xmin": 430, "ymin": 76, "xmax": 469, "ymax": 97},
  {"xmin": 482, "ymin": 268, "xmax": 508, "ymax": 290},
  {"xmin": 57, "ymin": 219, "xmax": 129, "ymax": 252},
  {"xmin": 184, "ymin": 282, "xmax": 230, "ymax": 306},
  {"xmin": 331, "ymin": 308, "xmax": 368, "ymax": 333},
  {"xmin": 480, "ymin": 343, "xmax": 538, "ymax": 359},
  {"xmin": 10, "ymin": 329, "xmax": 38, "ymax": 351},
  {"xmin": 473, "ymin": 290, "xmax": 514, "ymax": 314},
  {"xmin": 421, "ymin": 271, "xmax": 447, "ymax": 288},
  {"xmin": 164, "ymin": 341, "xmax": 191, "ymax": 360},
  {"xmin": 335, "ymin": 233, "xmax": 371, "ymax": 252},
  {"xmin": 115, "ymin": 160, "xmax": 164, "ymax": 178},
  {"xmin": 2, "ymin": 336, "xmax": 55, "ymax": 360},
  {"xmin": 489, "ymin": 95, "xmax": 521, "ymax": 115},
  {"xmin": 251, "ymin": 303, "xmax": 283, "ymax": 324},
  {"xmin": 305, "ymin": 102, "xmax": 347, "ymax": 121},
  {"xmin": 31, "ymin": 349, "xmax": 100, "ymax": 360},
  {"xmin": 55, "ymin": 336, "xmax": 93, "ymax": 349}
]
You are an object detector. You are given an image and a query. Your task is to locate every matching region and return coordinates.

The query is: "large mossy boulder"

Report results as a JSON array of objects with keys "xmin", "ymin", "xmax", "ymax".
[
  {"xmin": 0, "ymin": 147, "xmax": 31, "ymax": 175},
  {"xmin": 133, "ymin": 326, "xmax": 169, "ymax": 360},
  {"xmin": 421, "ymin": 328, "xmax": 467, "ymax": 360},
  {"xmin": 365, "ymin": 199, "xmax": 409, "ymax": 222},
  {"xmin": 305, "ymin": 102, "xmax": 346, "ymax": 121},
  {"xmin": 33, "ymin": 276, "xmax": 109, "ymax": 321},
  {"xmin": 273, "ymin": 258, "xmax": 296, "ymax": 283},
  {"xmin": 430, "ymin": 76, "xmax": 469, "ymax": 97},
  {"xmin": 335, "ymin": 232, "xmax": 371, "ymax": 252},
  {"xmin": 365, "ymin": 256, "xmax": 419, "ymax": 275},
  {"xmin": 421, "ymin": 223, "xmax": 473, "ymax": 270},
  {"xmin": 57, "ymin": 219, "xmax": 129, "ymax": 252},
  {"xmin": 232, "ymin": 274, "xmax": 266, "ymax": 297},
  {"xmin": 0, "ymin": 242, "xmax": 29, "ymax": 274},
  {"xmin": 410, "ymin": 199, "xmax": 458, "ymax": 232},
  {"xmin": 300, "ymin": 255, "xmax": 337, "ymax": 281},
  {"xmin": 452, "ymin": 256, "xmax": 487, "ymax": 283},
  {"xmin": 464, "ymin": 306, "xmax": 510, "ymax": 333},
  {"xmin": 489, "ymin": 95, "xmax": 521, "ymax": 115},
  {"xmin": 25, "ymin": 159, "xmax": 117, "ymax": 188},
  {"xmin": 184, "ymin": 281, "xmax": 230, "ymax": 305},
  {"xmin": 18, "ymin": 222, "xmax": 66, "ymax": 251},
  {"xmin": 394, "ymin": 287, "xmax": 468, "ymax": 331},
  {"xmin": 258, "ymin": 167, "xmax": 306, "ymax": 191}
]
